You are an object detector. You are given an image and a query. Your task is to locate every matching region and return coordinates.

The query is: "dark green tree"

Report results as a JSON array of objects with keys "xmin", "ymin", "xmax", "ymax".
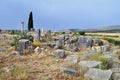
[{"xmin": 28, "ymin": 11, "xmax": 33, "ymax": 31}]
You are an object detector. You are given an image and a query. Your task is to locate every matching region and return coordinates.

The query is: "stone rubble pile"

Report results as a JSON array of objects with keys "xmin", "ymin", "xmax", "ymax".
[{"xmin": 6, "ymin": 29, "xmax": 120, "ymax": 80}]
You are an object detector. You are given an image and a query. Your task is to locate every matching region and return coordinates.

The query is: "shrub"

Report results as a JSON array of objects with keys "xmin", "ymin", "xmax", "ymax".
[
  {"xmin": 78, "ymin": 31, "xmax": 86, "ymax": 35},
  {"xmin": 10, "ymin": 30, "xmax": 15, "ymax": 34},
  {"xmin": 61, "ymin": 32, "xmax": 65, "ymax": 34},
  {"xmin": 54, "ymin": 32, "xmax": 60, "ymax": 36},
  {"xmin": 32, "ymin": 41, "xmax": 41, "ymax": 47},
  {"xmin": 20, "ymin": 34, "xmax": 34, "ymax": 42},
  {"xmin": 10, "ymin": 36, "xmax": 19, "ymax": 48},
  {"xmin": 73, "ymin": 31, "xmax": 86, "ymax": 36},
  {"xmin": 9, "ymin": 30, "xmax": 21, "ymax": 35},
  {"xmin": 10, "ymin": 34, "xmax": 34, "ymax": 47}
]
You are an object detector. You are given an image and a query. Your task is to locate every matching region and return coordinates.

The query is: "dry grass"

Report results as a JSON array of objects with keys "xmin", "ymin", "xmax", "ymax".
[
  {"xmin": 0, "ymin": 48, "xmax": 88, "ymax": 80},
  {"xmin": 0, "ymin": 32, "xmax": 119, "ymax": 80}
]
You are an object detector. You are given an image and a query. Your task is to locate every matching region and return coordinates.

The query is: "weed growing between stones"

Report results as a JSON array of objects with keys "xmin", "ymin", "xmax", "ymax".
[{"xmin": 90, "ymin": 53, "xmax": 112, "ymax": 70}]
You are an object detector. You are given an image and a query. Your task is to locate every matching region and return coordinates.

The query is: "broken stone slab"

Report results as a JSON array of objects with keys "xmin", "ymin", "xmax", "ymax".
[
  {"xmin": 58, "ymin": 35, "xmax": 65, "ymax": 45},
  {"xmin": 78, "ymin": 60, "xmax": 102, "ymax": 68},
  {"xmin": 60, "ymin": 66, "xmax": 79, "ymax": 75},
  {"xmin": 92, "ymin": 45, "xmax": 111, "ymax": 53},
  {"xmin": 84, "ymin": 68, "xmax": 112, "ymax": 80},
  {"xmin": 78, "ymin": 36, "xmax": 93, "ymax": 48},
  {"xmin": 64, "ymin": 55, "xmax": 78, "ymax": 64},
  {"xmin": 103, "ymin": 45, "xmax": 111, "ymax": 52},
  {"xmin": 55, "ymin": 49, "xmax": 66, "ymax": 58},
  {"xmin": 81, "ymin": 51, "xmax": 95, "ymax": 59}
]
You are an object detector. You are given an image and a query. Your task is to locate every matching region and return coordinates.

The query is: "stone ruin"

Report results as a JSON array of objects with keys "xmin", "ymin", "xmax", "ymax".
[
  {"xmin": 18, "ymin": 39, "xmax": 30, "ymax": 54},
  {"xmin": 36, "ymin": 29, "xmax": 41, "ymax": 41},
  {"xmin": 9, "ymin": 29, "xmax": 120, "ymax": 80}
]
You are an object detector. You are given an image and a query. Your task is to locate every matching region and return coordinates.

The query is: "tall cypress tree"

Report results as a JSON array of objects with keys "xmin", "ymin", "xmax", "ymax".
[{"xmin": 28, "ymin": 11, "xmax": 33, "ymax": 31}]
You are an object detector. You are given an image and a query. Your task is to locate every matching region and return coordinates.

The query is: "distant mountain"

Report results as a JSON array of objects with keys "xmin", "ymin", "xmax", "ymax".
[
  {"xmin": 99, "ymin": 25, "xmax": 120, "ymax": 30},
  {"xmin": 59, "ymin": 29, "xmax": 80, "ymax": 32},
  {"xmin": 85, "ymin": 25, "xmax": 120, "ymax": 33},
  {"xmin": 59, "ymin": 25, "xmax": 120, "ymax": 33}
]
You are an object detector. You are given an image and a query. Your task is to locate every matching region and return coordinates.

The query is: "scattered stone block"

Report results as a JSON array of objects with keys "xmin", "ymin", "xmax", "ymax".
[
  {"xmin": 81, "ymin": 51, "xmax": 95, "ymax": 59},
  {"xmin": 18, "ymin": 39, "xmax": 30, "ymax": 54},
  {"xmin": 55, "ymin": 49, "xmax": 66, "ymax": 58},
  {"xmin": 58, "ymin": 35, "xmax": 65, "ymax": 45},
  {"xmin": 64, "ymin": 55, "xmax": 78, "ymax": 64},
  {"xmin": 78, "ymin": 36, "xmax": 93, "ymax": 48},
  {"xmin": 60, "ymin": 66, "xmax": 79, "ymax": 75},
  {"xmin": 92, "ymin": 45, "xmax": 111, "ymax": 53},
  {"xmin": 103, "ymin": 45, "xmax": 111, "ymax": 52},
  {"xmin": 84, "ymin": 68, "xmax": 112, "ymax": 80},
  {"xmin": 79, "ymin": 60, "xmax": 102, "ymax": 68}
]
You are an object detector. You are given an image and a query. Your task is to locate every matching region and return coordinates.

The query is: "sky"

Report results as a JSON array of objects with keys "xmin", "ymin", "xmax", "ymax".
[{"xmin": 0, "ymin": 0, "xmax": 120, "ymax": 31}]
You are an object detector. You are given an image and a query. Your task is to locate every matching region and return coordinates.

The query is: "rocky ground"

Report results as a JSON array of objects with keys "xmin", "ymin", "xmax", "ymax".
[{"xmin": 0, "ymin": 32, "xmax": 120, "ymax": 80}]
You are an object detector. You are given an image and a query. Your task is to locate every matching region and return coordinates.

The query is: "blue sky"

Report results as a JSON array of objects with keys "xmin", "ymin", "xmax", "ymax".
[{"xmin": 0, "ymin": 0, "xmax": 120, "ymax": 31}]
